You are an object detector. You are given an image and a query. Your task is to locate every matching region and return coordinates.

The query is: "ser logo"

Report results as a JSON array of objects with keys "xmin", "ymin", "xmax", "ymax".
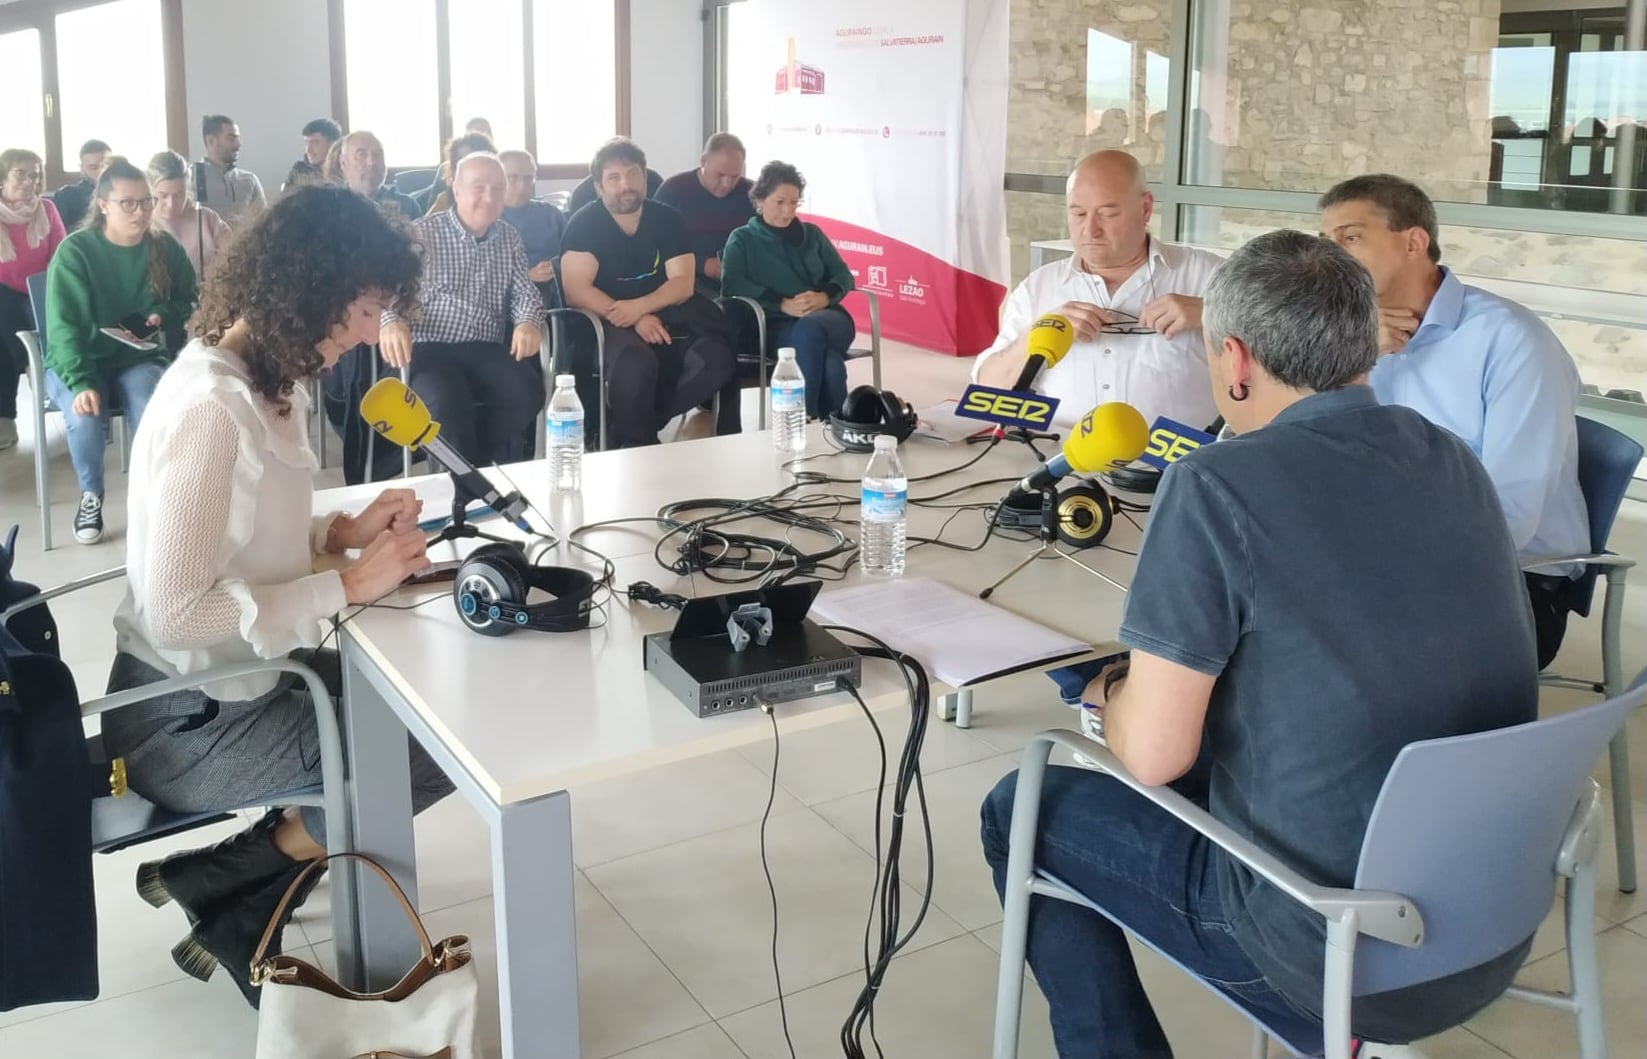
[
  {"xmin": 1136, "ymin": 417, "xmax": 1216, "ymax": 469},
  {"xmin": 953, "ymin": 384, "xmax": 1060, "ymax": 429}
]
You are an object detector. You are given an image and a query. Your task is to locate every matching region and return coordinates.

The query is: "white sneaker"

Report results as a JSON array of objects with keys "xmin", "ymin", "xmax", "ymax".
[
  {"xmin": 1071, "ymin": 705, "xmax": 1107, "ymax": 768},
  {"xmin": 0, "ymin": 418, "xmax": 16, "ymax": 450},
  {"xmin": 74, "ymin": 491, "xmax": 104, "ymax": 544}
]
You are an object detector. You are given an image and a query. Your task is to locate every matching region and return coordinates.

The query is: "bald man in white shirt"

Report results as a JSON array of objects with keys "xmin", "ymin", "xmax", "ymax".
[{"xmin": 975, "ymin": 151, "xmax": 1223, "ymax": 429}]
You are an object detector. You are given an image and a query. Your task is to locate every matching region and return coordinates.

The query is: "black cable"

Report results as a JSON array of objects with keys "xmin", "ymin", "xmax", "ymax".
[{"xmin": 758, "ymin": 699, "xmax": 799, "ymax": 1059}]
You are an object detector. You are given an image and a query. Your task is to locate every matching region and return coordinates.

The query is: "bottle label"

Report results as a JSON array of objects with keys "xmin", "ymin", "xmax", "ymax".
[
  {"xmin": 861, "ymin": 485, "xmax": 907, "ymax": 520},
  {"xmin": 547, "ymin": 413, "xmax": 583, "ymax": 445},
  {"xmin": 771, "ymin": 382, "xmax": 805, "ymax": 413}
]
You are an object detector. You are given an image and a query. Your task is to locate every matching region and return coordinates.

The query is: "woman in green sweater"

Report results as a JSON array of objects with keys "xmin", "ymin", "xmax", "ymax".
[
  {"xmin": 45, "ymin": 157, "xmax": 197, "ymax": 544},
  {"xmin": 720, "ymin": 160, "xmax": 856, "ymax": 419}
]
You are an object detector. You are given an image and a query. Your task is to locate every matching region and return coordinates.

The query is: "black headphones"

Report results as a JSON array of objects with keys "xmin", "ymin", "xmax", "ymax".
[
  {"xmin": 453, "ymin": 544, "xmax": 596, "ymax": 636},
  {"xmin": 827, "ymin": 385, "xmax": 919, "ymax": 453},
  {"xmin": 993, "ymin": 481, "xmax": 1115, "ymax": 549},
  {"xmin": 1099, "ymin": 465, "xmax": 1163, "ymax": 495}
]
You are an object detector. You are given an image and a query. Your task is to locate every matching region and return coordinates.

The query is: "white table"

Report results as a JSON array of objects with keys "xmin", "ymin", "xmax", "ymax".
[{"xmin": 321, "ymin": 428, "xmax": 1140, "ymax": 1058}]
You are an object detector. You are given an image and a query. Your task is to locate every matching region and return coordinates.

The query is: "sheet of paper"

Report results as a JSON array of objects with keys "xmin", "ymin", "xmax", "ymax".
[
  {"xmin": 810, "ymin": 576, "xmax": 1090, "ymax": 687},
  {"xmin": 914, "ymin": 400, "xmax": 992, "ymax": 444}
]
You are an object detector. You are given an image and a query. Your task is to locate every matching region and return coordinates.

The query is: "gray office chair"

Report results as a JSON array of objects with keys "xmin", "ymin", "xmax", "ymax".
[
  {"xmin": 1526, "ymin": 416, "xmax": 1643, "ymax": 892},
  {"xmin": 992, "ymin": 673, "xmax": 1647, "ymax": 1059},
  {"xmin": 0, "ymin": 566, "xmax": 351, "ymax": 858},
  {"xmin": 717, "ymin": 289, "xmax": 884, "ymax": 430},
  {"xmin": 17, "ymin": 273, "xmax": 131, "ymax": 551}
]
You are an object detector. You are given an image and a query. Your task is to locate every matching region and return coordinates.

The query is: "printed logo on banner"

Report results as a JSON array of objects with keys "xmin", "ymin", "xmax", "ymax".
[
  {"xmin": 898, "ymin": 275, "xmax": 926, "ymax": 300},
  {"xmin": 775, "ymin": 37, "xmax": 826, "ymax": 94},
  {"xmin": 867, "ymin": 265, "xmax": 888, "ymax": 289}
]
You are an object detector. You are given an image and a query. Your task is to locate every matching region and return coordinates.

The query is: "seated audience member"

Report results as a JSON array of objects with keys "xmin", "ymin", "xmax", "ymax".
[
  {"xmin": 320, "ymin": 136, "xmax": 345, "ymax": 185},
  {"xmin": 464, "ymin": 116, "xmax": 493, "ymax": 139},
  {"xmin": 973, "ymin": 150, "xmax": 1221, "ymax": 429},
  {"xmin": 423, "ymin": 131, "xmax": 495, "ymax": 216},
  {"xmin": 379, "ymin": 153, "xmax": 545, "ymax": 466},
  {"xmin": 656, "ymin": 132, "xmax": 754, "ymax": 296},
  {"xmin": 44, "ymin": 158, "xmax": 197, "ymax": 545},
  {"xmin": 1319, "ymin": 174, "xmax": 1587, "ymax": 670},
  {"xmin": 981, "ymin": 230, "xmax": 1540, "ymax": 1056},
  {"xmin": 49, "ymin": 138, "xmax": 111, "ymax": 231},
  {"xmin": 565, "ymin": 162, "xmax": 663, "ymax": 217},
  {"xmin": 499, "ymin": 149, "xmax": 567, "ymax": 303},
  {"xmin": 337, "ymin": 130, "xmax": 420, "ymax": 219},
  {"xmin": 560, "ymin": 138, "xmax": 739, "ymax": 447},
  {"xmin": 198, "ymin": 114, "xmax": 267, "ymax": 226},
  {"xmin": 721, "ymin": 161, "xmax": 856, "ymax": 419},
  {"xmin": 282, "ymin": 117, "xmax": 342, "ymax": 191},
  {"xmin": 0, "ymin": 148, "xmax": 67, "ymax": 451},
  {"xmin": 148, "ymin": 150, "xmax": 231, "ymax": 278},
  {"xmin": 105, "ymin": 185, "xmax": 452, "ymax": 1007}
]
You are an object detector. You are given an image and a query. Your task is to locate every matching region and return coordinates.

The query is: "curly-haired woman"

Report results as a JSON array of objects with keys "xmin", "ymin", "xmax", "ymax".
[{"xmin": 103, "ymin": 185, "xmax": 454, "ymax": 1006}]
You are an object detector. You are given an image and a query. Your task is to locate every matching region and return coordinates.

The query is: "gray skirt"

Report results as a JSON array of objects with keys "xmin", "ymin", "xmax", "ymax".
[{"xmin": 103, "ymin": 648, "xmax": 453, "ymax": 844}]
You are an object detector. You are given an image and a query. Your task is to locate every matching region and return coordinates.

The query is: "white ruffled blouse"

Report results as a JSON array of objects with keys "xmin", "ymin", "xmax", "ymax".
[{"xmin": 113, "ymin": 340, "xmax": 345, "ymax": 701}]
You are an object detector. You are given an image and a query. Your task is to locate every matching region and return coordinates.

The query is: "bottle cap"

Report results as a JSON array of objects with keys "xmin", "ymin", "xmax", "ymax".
[
  {"xmin": 555, "ymin": 374, "xmax": 576, "ymax": 388},
  {"xmin": 873, "ymin": 434, "xmax": 897, "ymax": 450},
  {"xmin": 776, "ymin": 346, "xmax": 797, "ymax": 358}
]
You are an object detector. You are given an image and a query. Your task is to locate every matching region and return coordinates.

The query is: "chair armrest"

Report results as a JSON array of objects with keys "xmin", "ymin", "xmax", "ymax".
[
  {"xmin": 1522, "ymin": 553, "xmax": 1636, "ymax": 573},
  {"xmin": 1, "ymin": 566, "xmax": 128, "ymax": 625},
  {"xmin": 82, "ymin": 657, "xmax": 353, "ymax": 855},
  {"xmin": 1034, "ymin": 731, "xmax": 1424, "ymax": 947}
]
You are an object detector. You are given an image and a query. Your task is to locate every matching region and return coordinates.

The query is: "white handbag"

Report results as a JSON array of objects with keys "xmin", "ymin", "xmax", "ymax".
[{"xmin": 252, "ymin": 852, "xmax": 480, "ymax": 1059}]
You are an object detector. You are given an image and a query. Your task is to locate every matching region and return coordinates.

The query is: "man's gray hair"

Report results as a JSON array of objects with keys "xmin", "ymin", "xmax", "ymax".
[{"xmin": 1202, "ymin": 229, "xmax": 1378, "ymax": 392}]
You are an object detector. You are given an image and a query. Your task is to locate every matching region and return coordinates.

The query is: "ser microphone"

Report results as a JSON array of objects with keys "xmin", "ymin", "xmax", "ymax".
[
  {"xmin": 1010, "ymin": 314, "xmax": 1076, "ymax": 394},
  {"xmin": 1018, "ymin": 401, "xmax": 1149, "ymax": 493},
  {"xmin": 359, "ymin": 377, "xmax": 532, "ymax": 532}
]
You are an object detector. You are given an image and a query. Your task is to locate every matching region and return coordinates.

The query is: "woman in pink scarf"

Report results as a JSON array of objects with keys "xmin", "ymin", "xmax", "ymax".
[{"xmin": 0, "ymin": 147, "xmax": 67, "ymax": 449}]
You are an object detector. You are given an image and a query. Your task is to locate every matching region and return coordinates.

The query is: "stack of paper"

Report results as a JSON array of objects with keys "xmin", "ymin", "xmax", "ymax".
[{"xmin": 810, "ymin": 577, "xmax": 1090, "ymax": 687}]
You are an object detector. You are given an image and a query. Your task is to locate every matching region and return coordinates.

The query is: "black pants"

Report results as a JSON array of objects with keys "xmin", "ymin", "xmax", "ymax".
[
  {"xmin": 0, "ymin": 283, "xmax": 32, "ymax": 420},
  {"xmin": 407, "ymin": 341, "xmax": 546, "ymax": 466},
  {"xmin": 600, "ymin": 321, "xmax": 737, "ymax": 448},
  {"xmin": 1525, "ymin": 571, "xmax": 1572, "ymax": 672}
]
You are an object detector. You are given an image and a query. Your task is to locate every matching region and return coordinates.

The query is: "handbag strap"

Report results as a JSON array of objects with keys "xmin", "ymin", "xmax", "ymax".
[{"xmin": 252, "ymin": 851, "xmax": 435, "ymax": 969}]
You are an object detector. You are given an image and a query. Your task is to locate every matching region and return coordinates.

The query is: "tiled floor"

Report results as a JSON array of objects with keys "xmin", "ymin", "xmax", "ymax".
[{"xmin": 2, "ymin": 342, "xmax": 1644, "ymax": 1058}]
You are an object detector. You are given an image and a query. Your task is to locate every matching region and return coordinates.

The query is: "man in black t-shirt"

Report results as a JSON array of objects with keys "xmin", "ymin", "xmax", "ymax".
[
  {"xmin": 560, "ymin": 137, "xmax": 739, "ymax": 447},
  {"xmin": 655, "ymin": 132, "xmax": 755, "ymax": 297},
  {"xmin": 981, "ymin": 231, "xmax": 1539, "ymax": 1054}
]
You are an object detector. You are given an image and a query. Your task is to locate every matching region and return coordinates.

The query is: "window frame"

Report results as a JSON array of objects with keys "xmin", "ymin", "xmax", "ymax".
[
  {"xmin": 0, "ymin": 0, "xmax": 187, "ymax": 189},
  {"xmin": 327, "ymin": 0, "xmax": 631, "ymax": 179}
]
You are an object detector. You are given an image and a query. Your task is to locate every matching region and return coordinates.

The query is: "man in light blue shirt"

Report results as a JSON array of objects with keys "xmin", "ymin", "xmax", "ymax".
[{"xmin": 1319, "ymin": 174, "xmax": 1588, "ymax": 669}]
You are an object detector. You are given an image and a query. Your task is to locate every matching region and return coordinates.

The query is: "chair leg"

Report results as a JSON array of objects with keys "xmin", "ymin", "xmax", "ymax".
[
  {"xmin": 34, "ymin": 405, "xmax": 52, "ymax": 551},
  {"xmin": 992, "ymin": 736, "xmax": 1056, "ymax": 1059},
  {"xmin": 1601, "ymin": 568, "xmax": 1635, "ymax": 893},
  {"xmin": 1565, "ymin": 852, "xmax": 1607, "ymax": 1059},
  {"xmin": 117, "ymin": 417, "xmax": 130, "ymax": 473},
  {"xmin": 1248, "ymin": 1025, "xmax": 1268, "ymax": 1059},
  {"xmin": 1322, "ymin": 913, "xmax": 1360, "ymax": 1059}
]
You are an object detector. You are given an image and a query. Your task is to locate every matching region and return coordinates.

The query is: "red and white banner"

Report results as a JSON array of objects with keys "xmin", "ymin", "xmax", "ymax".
[{"xmin": 728, "ymin": 0, "xmax": 1009, "ymax": 357}]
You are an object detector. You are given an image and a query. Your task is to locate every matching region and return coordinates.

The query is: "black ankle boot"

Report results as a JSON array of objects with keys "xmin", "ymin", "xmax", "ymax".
[
  {"xmin": 136, "ymin": 810, "xmax": 294, "ymax": 929},
  {"xmin": 173, "ymin": 859, "xmax": 327, "ymax": 1008}
]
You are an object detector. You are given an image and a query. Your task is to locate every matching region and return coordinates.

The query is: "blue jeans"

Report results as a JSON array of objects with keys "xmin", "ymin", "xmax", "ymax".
[
  {"xmin": 768, "ymin": 305, "xmax": 854, "ymax": 419},
  {"xmin": 980, "ymin": 764, "xmax": 1314, "ymax": 1058},
  {"xmin": 43, "ymin": 361, "xmax": 166, "ymax": 496}
]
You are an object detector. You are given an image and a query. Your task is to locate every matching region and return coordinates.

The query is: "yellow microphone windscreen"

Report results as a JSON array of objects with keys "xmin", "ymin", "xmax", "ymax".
[
  {"xmin": 1026, "ymin": 314, "xmax": 1076, "ymax": 366},
  {"xmin": 1064, "ymin": 402, "xmax": 1149, "ymax": 474},
  {"xmin": 359, "ymin": 376, "xmax": 439, "ymax": 449}
]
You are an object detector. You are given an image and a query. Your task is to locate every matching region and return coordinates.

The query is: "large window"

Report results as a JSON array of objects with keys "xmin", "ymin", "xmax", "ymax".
[
  {"xmin": 0, "ymin": 0, "xmax": 181, "ymax": 186},
  {"xmin": 335, "ymin": 0, "xmax": 627, "ymax": 172}
]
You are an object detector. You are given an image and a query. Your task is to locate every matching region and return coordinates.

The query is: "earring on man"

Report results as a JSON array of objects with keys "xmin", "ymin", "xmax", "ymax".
[{"xmin": 1227, "ymin": 382, "xmax": 1249, "ymax": 402}]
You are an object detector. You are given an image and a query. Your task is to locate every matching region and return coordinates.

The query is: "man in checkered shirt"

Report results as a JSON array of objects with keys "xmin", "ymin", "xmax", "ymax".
[{"xmin": 380, "ymin": 152, "xmax": 545, "ymax": 466}]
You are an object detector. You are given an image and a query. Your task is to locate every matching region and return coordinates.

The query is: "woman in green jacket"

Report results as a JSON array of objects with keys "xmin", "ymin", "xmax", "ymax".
[
  {"xmin": 45, "ymin": 157, "xmax": 196, "ymax": 544},
  {"xmin": 720, "ymin": 160, "xmax": 855, "ymax": 419}
]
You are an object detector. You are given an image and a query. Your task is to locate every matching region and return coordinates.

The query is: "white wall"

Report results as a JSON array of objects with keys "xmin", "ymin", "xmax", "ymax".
[
  {"xmin": 180, "ymin": 0, "xmax": 333, "ymax": 189},
  {"xmin": 628, "ymin": 0, "xmax": 705, "ymax": 177}
]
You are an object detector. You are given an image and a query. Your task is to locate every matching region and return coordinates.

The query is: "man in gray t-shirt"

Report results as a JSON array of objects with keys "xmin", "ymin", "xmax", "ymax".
[{"xmin": 982, "ymin": 230, "xmax": 1538, "ymax": 1056}]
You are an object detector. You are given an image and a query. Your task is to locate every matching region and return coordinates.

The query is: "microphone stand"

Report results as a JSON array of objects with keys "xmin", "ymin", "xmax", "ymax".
[
  {"xmin": 425, "ymin": 472, "xmax": 525, "ymax": 549},
  {"xmin": 978, "ymin": 484, "xmax": 1128, "ymax": 601}
]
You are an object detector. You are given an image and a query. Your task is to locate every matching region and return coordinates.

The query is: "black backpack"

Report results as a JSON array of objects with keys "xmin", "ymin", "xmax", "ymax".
[{"xmin": 0, "ymin": 525, "xmax": 98, "ymax": 1011}]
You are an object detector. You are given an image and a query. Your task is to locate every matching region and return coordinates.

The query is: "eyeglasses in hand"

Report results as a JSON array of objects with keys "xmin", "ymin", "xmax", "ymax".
[{"xmin": 1098, "ymin": 310, "xmax": 1157, "ymax": 336}]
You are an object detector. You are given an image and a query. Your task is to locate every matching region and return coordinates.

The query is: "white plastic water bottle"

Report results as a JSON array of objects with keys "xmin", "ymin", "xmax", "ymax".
[
  {"xmin": 546, "ymin": 373, "xmax": 583, "ymax": 492},
  {"xmin": 860, "ymin": 434, "xmax": 907, "ymax": 577},
  {"xmin": 770, "ymin": 346, "xmax": 806, "ymax": 455}
]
